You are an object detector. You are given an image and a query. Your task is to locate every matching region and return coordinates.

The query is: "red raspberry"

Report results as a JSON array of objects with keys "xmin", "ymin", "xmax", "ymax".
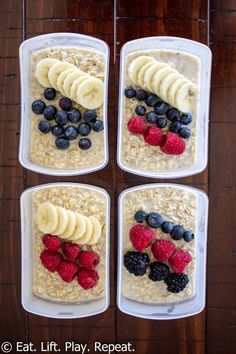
[
  {"xmin": 78, "ymin": 269, "xmax": 99, "ymax": 290},
  {"xmin": 127, "ymin": 116, "xmax": 148, "ymax": 134},
  {"xmin": 151, "ymin": 239, "xmax": 175, "ymax": 261},
  {"xmin": 129, "ymin": 224, "xmax": 156, "ymax": 252},
  {"xmin": 62, "ymin": 242, "xmax": 81, "ymax": 262},
  {"xmin": 161, "ymin": 132, "xmax": 186, "ymax": 155},
  {"xmin": 169, "ymin": 249, "xmax": 192, "ymax": 273},
  {"xmin": 143, "ymin": 126, "xmax": 164, "ymax": 146},
  {"xmin": 57, "ymin": 261, "xmax": 79, "ymax": 282},
  {"xmin": 40, "ymin": 250, "xmax": 62, "ymax": 272},
  {"xmin": 42, "ymin": 234, "xmax": 61, "ymax": 252},
  {"xmin": 78, "ymin": 251, "xmax": 100, "ymax": 270}
]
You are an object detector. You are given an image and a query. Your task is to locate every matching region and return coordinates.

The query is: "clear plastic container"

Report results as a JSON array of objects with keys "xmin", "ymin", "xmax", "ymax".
[
  {"xmin": 117, "ymin": 183, "xmax": 208, "ymax": 319},
  {"xmin": 20, "ymin": 182, "xmax": 110, "ymax": 319},
  {"xmin": 117, "ymin": 37, "xmax": 212, "ymax": 178},
  {"xmin": 19, "ymin": 33, "xmax": 109, "ymax": 176}
]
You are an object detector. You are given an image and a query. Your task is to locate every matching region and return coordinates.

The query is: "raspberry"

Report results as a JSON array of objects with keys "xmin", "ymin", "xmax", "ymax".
[
  {"xmin": 78, "ymin": 251, "xmax": 100, "ymax": 270},
  {"xmin": 129, "ymin": 224, "xmax": 156, "ymax": 252},
  {"xmin": 164, "ymin": 273, "xmax": 189, "ymax": 293},
  {"xmin": 124, "ymin": 251, "xmax": 149, "ymax": 276},
  {"xmin": 78, "ymin": 269, "xmax": 99, "ymax": 289},
  {"xmin": 169, "ymin": 249, "xmax": 192, "ymax": 274},
  {"xmin": 40, "ymin": 250, "xmax": 62, "ymax": 272},
  {"xmin": 42, "ymin": 234, "xmax": 61, "ymax": 252},
  {"xmin": 143, "ymin": 126, "xmax": 164, "ymax": 146},
  {"xmin": 57, "ymin": 261, "xmax": 79, "ymax": 282},
  {"xmin": 161, "ymin": 132, "xmax": 186, "ymax": 155},
  {"xmin": 127, "ymin": 116, "xmax": 148, "ymax": 134},
  {"xmin": 151, "ymin": 239, "xmax": 175, "ymax": 261},
  {"xmin": 62, "ymin": 242, "xmax": 81, "ymax": 262}
]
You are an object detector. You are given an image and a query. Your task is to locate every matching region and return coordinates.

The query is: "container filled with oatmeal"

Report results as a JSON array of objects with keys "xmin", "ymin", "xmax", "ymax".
[
  {"xmin": 19, "ymin": 33, "xmax": 109, "ymax": 176},
  {"xmin": 117, "ymin": 184, "xmax": 208, "ymax": 319},
  {"xmin": 20, "ymin": 183, "xmax": 110, "ymax": 318},
  {"xmin": 117, "ymin": 37, "xmax": 212, "ymax": 178}
]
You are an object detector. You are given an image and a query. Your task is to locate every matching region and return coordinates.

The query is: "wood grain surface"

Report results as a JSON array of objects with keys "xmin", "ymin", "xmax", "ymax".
[{"xmin": 0, "ymin": 0, "xmax": 235, "ymax": 353}]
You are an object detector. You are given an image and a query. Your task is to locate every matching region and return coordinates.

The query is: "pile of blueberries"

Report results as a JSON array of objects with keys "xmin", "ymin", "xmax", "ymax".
[
  {"xmin": 124, "ymin": 86, "xmax": 192, "ymax": 139},
  {"xmin": 31, "ymin": 88, "xmax": 104, "ymax": 150},
  {"xmin": 134, "ymin": 210, "xmax": 194, "ymax": 243}
]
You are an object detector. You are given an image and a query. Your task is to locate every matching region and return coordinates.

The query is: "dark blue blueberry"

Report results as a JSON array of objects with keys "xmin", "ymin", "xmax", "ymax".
[
  {"xmin": 64, "ymin": 126, "xmax": 78, "ymax": 140},
  {"xmin": 183, "ymin": 231, "xmax": 194, "ymax": 243},
  {"xmin": 124, "ymin": 86, "xmax": 136, "ymax": 99},
  {"xmin": 43, "ymin": 105, "xmax": 57, "ymax": 120},
  {"xmin": 166, "ymin": 108, "xmax": 180, "ymax": 121},
  {"xmin": 135, "ymin": 105, "xmax": 146, "ymax": 116},
  {"xmin": 59, "ymin": 97, "xmax": 72, "ymax": 111},
  {"xmin": 180, "ymin": 113, "xmax": 192, "ymax": 125},
  {"xmin": 179, "ymin": 127, "xmax": 192, "ymax": 139},
  {"xmin": 55, "ymin": 111, "xmax": 68, "ymax": 126},
  {"xmin": 83, "ymin": 110, "xmax": 97, "ymax": 123},
  {"xmin": 146, "ymin": 94, "xmax": 161, "ymax": 107},
  {"xmin": 79, "ymin": 138, "xmax": 91, "ymax": 150},
  {"xmin": 157, "ymin": 117, "xmax": 168, "ymax": 129},
  {"xmin": 146, "ymin": 111, "xmax": 158, "ymax": 124},
  {"xmin": 44, "ymin": 88, "xmax": 56, "ymax": 101},
  {"xmin": 78, "ymin": 123, "xmax": 91, "ymax": 136},
  {"xmin": 171, "ymin": 225, "xmax": 185, "ymax": 240},
  {"xmin": 161, "ymin": 221, "xmax": 174, "ymax": 234},
  {"xmin": 135, "ymin": 89, "xmax": 147, "ymax": 101},
  {"xmin": 134, "ymin": 210, "xmax": 147, "ymax": 223},
  {"xmin": 32, "ymin": 100, "xmax": 46, "ymax": 114},
  {"xmin": 67, "ymin": 109, "xmax": 81, "ymax": 123},
  {"xmin": 38, "ymin": 120, "xmax": 51, "ymax": 134},
  {"xmin": 169, "ymin": 121, "xmax": 182, "ymax": 133},
  {"xmin": 146, "ymin": 212, "xmax": 163, "ymax": 228},
  {"xmin": 52, "ymin": 125, "xmax": 64, "ymax": 137},
  {"xmin": 92, "ymin": 120, "xmax": 104, "ymax": 132},
  {"xmin": 55, "ymin": 137, "xmax": 70, "ymax": 150},
  {"xmin": 154, "ymin": 102, "xmax": 169, "ymax": 115}
]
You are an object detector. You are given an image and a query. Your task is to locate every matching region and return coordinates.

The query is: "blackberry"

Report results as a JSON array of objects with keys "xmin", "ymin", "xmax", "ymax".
[
  {"xmin": 148, "ymin": 262, "xmax": 170, "ymax": 281},
  {"xmin": 124, "ymin": 251, "xmax": 149, "ymax": 276},
  {"xmin": 164, "ymin": 273, "xmax": 189, "ymax": 293}
]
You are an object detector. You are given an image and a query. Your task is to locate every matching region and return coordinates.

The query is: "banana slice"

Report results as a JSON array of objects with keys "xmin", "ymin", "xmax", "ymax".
[
  {"xmin": 68, "ymin": 212, "xmax": 87, "ymax": 240},
  {"xmin": 63, "ymin": 69, "xmax": 86, "ymax": 98},
  {"xmin": 48, "ymin": 62, "xmax": 76, "ymax": 90},
  {"xmin": 52, "ymin": 206, "xmax": 69, "ymax": 236},
  {"xmin": 74, "ymin": 216, "xmax": 93, "ymax": 245},
  {"xmin": 144, "ymin": 62, "xmax": 168, "ymax": 92},
  {"xmin": 86, "ymin": 216, "xmax": 102, "ymax": 245},
  {"xmin": 57, "ymin": 68, "xmax": 77, "ymax": 96},
  {"xmin": 36, "ymin": 202, "xmax": 59, "ymax": 234},
  {"xmin": 151, "ymin": 66, "xmax": 177, "ymax": 96},
  {"xmin": 137, "ymin": 61, "xmax": 156, "ymax": 88},
  {"xmin": 128, "ymin": 56, "xmax": 155, "ymax": 85},
  {"xmin": 36, "ymin": 58, "xmax": 59, "ymax": 87},
  {"xmin": 70, "ymin": 75, "xmax": 90, "ymax": 101},
  {"xmin": 174, "ymin": 82, "xmax": 198, "ymax": 113},
  {"xmin": 76, "ymin": 78, "xmax": 104, "ymax": 109},
  {"xmin": 167, "ymin": 78, "xmax": 188, "ymax": 107},
  {"xmin": 158, "ymin": 72, "xmax": 183, "ymax": 102},
  {"xmin": 60, "ymin": 210, "xmax": 77, "ymax": 239}
]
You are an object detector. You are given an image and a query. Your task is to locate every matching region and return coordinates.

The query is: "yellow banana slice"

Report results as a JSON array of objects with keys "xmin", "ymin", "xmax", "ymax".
[
  {"xmin": 57, "ymin": 68, "xmax": 77, "ymax": 96},
  {"xmin": 73, "ymin": 216, "xmax": 93, "ymax": 245},
  {"xmin": 68, "ymin": 212, "xmax": 87, "ymax": 240},
  {"xmin": 128, "ymin": 55, "xmax": 155, "ymax": 85},
  {"xmin": 86, "ymin": 216, "xmax": 102, "ymax": 245},
  {"xmin": 52, "ymin": 206, "xmax": 69, "ymax": 236},
  {"xmin": 36, "ymin": 58, "xmax": 59, "ymax": 87},
  {"xmin": 167, "ymin": 78, "xmax": 188, "ymax": 107},
  {"xmin": 76, "ymin": 78, "xmax": 104, "ymax": 109},
  {"xmin": 36, "ymin": 202, "xmax": 59, "ymax": 234},
  {"xmin": 63, "ymin": 69, "xmax": 86, "ymax": 98},
  {"xmin": 60, "ymin": 210, "xmax": 77, "ymax": 239},
  {"xmin": 48, "ymin": 62, "xmax": 76, "ymax": 90},
  {"xmin": 174, "ymin": 82, "xmax": 198, "ymax": 113},
  {"xmin": 70, "ymin": 75, "xmax": 90, "ymax": 101}
]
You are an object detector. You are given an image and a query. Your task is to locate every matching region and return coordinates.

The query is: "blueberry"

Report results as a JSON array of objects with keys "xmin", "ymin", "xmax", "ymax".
[
  {"xmin": 134, "ymin": 210, "xmax": 147, "ymax": 223},
  {"xmin": 146, "ymin": 94, "xmax": 161, "ymax": 107},
  {"xmin": 79, "ymin": 138, "xmax": 91, "ymax": 150},
  {"xmin": 146, "ymin": 111, "xmax": 158, "ymax": 124},
  {"xmin": 55, "ymin": 137, "xmax": 70, "ymax": 150},
  {"xmin": 166, "ymin": 108, "xmax": 180, "ymax": 121},
  {"xmin": 179, "ymin": 127, "xmax": 192, "ymax": 139},
  {"xmin": 44, "ymin": 88, "xmax": 56, "ymax": 101},
  {"xmin": 32, "ymin": 100, "xmax": 46, "ymax": 114},
  {"xmin": 83, "ymin": 110, "xmax": 97, "ymax": 123},
  {"xmin": 135, "ymin": 105, "xmax": 146, "ymax": 116},
  {"xmin": 55, "ymin": 111, "xmax": 68, "ymax": 126},
  {"xmin": 43, "ymin": 105, "xmax": 57, "ymax": 120},
  {"xmin": 180, "ymin": 113, "xmax": 192, "ymax": 125},
  {"xmin": 92, "ymin": 120, "xmax": 104, "ymax": 132},
  {"xmin": 171, "ymin": 225, "xmax": 185, "ymax": 240},
  {"xmin": 169, "ymin": 121, "xmax": 182, "ymax": 133},
  {"xmin": 64, "ymin": 126, "xmax": 78, "ymax": 140},
  {"xmin": 38, "ymin": 120, "xmax": 51, "ymax": 134},
  {"xmin": 124, "ymin": 86, "xmax": 136, "ymax": 99},
  {"xmin": 52, "ymin": 125, "xmax": 64, "ymax": 137},
  {"xmin": 78, "ymin": 123, "xmax": 91, "ymax": 136},
  {"xmin": 146, "ymin": 212, "xmax": 163, "ymax": 228},
  {"xmin": 136, "ymin": 89, "xmax": 147, "ymax": 101},
  {"xmin": 183, "ymin": 231, "xmax": 194, "ymax": 242},
  {"xmin": 154, "ymin": 102, "xmax": 169, "ymax": 115},
  {"xmin": 67, "ymin": 109, "xmax": 81, "ymax": 123},
  {"xmin": 157, "ymin": 117, "xmax": 168, "ymax": 129},
  {"xmin": 59, "ymin": 97, "xmax": 72, "ymax": 111},
  {"xmin": 161, "ymin": 221, "xmax": 174, "ymax": 234}
]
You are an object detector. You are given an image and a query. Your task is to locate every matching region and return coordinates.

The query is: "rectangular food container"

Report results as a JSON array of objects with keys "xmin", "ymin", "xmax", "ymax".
[
  {"xmin": 117, "ymin": 183, "xmax": 208, "ymax": 319},
  {"xmin": 19, "ymin": 33, "xmax": 109, "ymax": 176},
  {"xmin": 20, "ymin": 183, "xmax": 110, "ymax": 319},
  {"xmin": 117, "ymin": 37, "xmax": 212, "ymax": 178}
]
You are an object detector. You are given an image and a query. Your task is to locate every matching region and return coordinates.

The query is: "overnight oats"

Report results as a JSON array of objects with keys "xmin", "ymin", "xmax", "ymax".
[
  {"xmin": 121, "ymin": 186, "xmax": 197, "ymax": 304},
  {"xmin": 32, "ymin": 185, "xmax": 107, "ymax": 303},
  {"xmin": 121, "ymin": 49, "xmax": 200, "ymax": 172},
  {"xmin": 30, "ymin": 47, "xmax": 106, "ymax": 170}
]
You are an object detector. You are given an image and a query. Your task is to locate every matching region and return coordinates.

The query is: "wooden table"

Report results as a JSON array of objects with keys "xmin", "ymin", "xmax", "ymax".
[{"xmin": 1, "ymin": 1, "xmax": 235, "ymax": 353}]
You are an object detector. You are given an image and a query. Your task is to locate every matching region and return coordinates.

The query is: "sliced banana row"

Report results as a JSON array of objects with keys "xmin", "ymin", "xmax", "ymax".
[
  {"xmin": 36, "ymin": 202, "xmax": 102, "ymax": 245},
  {"xmin": 35, "ymin": 58, "xmax": 104, "ymax": 110},
  {"xmin": 128, "ymin": 55, "xmax": 198, "ymax": 113}
]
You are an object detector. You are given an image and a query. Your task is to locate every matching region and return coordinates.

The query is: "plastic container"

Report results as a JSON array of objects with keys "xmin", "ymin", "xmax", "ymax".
[
  {"xmin": 20, "ymin": 182, "xmax": 110, "ymax": 319},
  {"xmin": 117, "ymin": 36, "xmax": 212, "ymax": 178},
  {"xmin": 19, "ymin": 33, "xmax": 109, "ymax": 176},
  {"xmin": 117, "ymin": 183, "xmax": 208, "ymax": 319}
]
